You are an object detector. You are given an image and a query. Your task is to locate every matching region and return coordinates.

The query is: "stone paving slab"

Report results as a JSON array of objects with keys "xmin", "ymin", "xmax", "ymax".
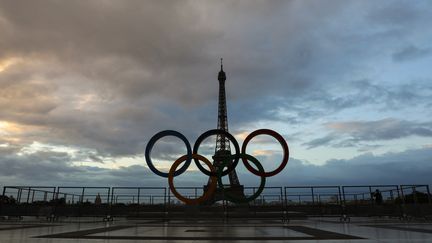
[{"xmin": 0, "ymin": 217, "xmax": 431, "ymax": 242}]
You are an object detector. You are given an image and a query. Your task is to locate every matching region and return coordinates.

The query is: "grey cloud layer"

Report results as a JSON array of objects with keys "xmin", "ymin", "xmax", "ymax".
[
  {"xmin": 280, "ymin": 148, "xmax": 432, "ymax": 185},
  {"xmin": 303, "ymin": 118, "xmax": 432, "ymax": 149},
  {"xmin": 1, "ymin": 146, "xmax": 430, "ymax": 187}
]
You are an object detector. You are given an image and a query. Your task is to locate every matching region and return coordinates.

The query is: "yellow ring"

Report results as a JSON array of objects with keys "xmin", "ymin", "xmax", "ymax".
[{"xmin": 168, "ymin": 154, "xmax": 217, "ymax": 205}]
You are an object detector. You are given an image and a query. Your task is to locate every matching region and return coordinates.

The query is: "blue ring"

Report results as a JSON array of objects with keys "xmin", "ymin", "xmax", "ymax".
[{"xmin": 145, "ymin": 130, "xmax": 192, "ymax": 178}]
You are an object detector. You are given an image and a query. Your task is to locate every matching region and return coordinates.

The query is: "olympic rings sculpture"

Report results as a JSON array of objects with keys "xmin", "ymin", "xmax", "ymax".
[{"xmin": 145, "ymin": 129, "xmax": 289, "ymax": 205}]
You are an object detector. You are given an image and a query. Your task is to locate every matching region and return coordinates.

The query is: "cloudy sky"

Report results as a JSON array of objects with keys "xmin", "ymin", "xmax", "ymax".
[{"xmin": 0, "ymin": 0, "xmax": 431, "ymax": 188}]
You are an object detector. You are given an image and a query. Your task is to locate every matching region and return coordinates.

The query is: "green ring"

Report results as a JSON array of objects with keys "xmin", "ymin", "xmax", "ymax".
[{"xmin": 217, "ymin": 153, "xmax": 266, "ymax": 203}]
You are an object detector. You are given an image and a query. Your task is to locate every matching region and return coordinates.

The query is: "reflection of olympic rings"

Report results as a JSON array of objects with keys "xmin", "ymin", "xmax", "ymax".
[{"xmin": 145, "ymin": 129, "xmax": 289, "ymax": 205}]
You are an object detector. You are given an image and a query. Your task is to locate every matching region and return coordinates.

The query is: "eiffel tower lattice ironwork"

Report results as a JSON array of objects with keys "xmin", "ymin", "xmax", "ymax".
[{"xmin": 204, "ymin": 59, "xmax": 245, "ymax": 203}]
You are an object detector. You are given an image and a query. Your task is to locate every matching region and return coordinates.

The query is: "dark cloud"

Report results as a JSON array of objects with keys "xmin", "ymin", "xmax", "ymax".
[
  {"xmin": 0, "ymin": 150, "xmax": 81, "ymax": 182},
  {"xmin": 392, "ymin": 45, "xmax": 432, "ymax": 62},
  {"xmin": 302, "ymin": 135, "xmax": 336, "ymax": 150},
  {"xmin": 88, "ymin": 154, "xmax": 104, "ymax": 164},
  {"xmin": 366, "ymin": 2, "xmax": 426, "ymax": 26}
]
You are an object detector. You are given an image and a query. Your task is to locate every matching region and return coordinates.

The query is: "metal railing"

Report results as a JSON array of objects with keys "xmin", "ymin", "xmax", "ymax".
[
  {"xmin": 2, "ymin": 184, "xmax": 430, "ymax": 205},
  {"xmin": 1, "ymin": 184, "xmax": 431, "ymax": 220}
]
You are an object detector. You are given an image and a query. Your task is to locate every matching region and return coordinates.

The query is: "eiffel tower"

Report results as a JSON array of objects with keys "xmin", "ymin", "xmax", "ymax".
[{"xmin": 203, "ymin": 59, "xmax": 246, "ymax": 204}]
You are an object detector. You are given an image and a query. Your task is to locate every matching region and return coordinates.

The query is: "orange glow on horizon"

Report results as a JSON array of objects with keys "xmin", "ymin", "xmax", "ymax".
[
  {"xmin": 0, "ymin": 121, "xmax": 23, "ymax": 134},
  {"xmin": 234, "ymin": 131, "xmax": 249, "ymax": 141},
  {"xmin": 0, "ymin": 58, "xmax": 20, "ymax": 72},
  {"xmin": 252, "ymin": 149, "xmax": 275, "ymax": 156}
]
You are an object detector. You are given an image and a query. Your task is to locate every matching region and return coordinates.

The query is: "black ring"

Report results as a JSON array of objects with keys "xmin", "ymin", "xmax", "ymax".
[{"xmin": 192, "ymin": 129, "xmax": 240, "ymax": 177}]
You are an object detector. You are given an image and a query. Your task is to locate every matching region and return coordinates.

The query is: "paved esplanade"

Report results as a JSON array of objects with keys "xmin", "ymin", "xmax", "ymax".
[{"xmin": 1, "ymin": 217, "xmax": 432, "ymax": 242}]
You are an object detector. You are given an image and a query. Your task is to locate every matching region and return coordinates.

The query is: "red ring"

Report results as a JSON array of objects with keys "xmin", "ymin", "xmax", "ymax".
[{"xmin": 241, "ymin": 129, "xmax": 289, "ymax": 177}]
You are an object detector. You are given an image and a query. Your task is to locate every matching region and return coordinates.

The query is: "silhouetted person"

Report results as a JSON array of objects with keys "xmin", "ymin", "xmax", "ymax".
[
  {"xmin": 95, "ymin": 193, "xmax": 102, "ymax": 205},
  {"xmin": 372, "ymin": 189, "xmax": 383, "ymax": 205},
  {"xmin": 9, "ymin": 195, "xmax": 16, "ymax": 204}
]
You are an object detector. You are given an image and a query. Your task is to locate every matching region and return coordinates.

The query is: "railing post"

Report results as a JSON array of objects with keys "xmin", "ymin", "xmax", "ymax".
[
  {"xmin": 412, "ymin": 186, "xmax": 418, "ymax": 204},
  {"xmin": 81, "ymin": 187, "xmax": 85, "ymax": 203},
  {"xmin": 368, "ymin": 186, "xmax": 373, "ymax": 203},
  {"xmin": 168, "ymin": 187, "xmax": 171, "ymax": 207},
  {"xmin": 400, "ymin": 185, "xmax": 405, "ymax": 201},
  {"xmin": 426, "ymin": 185, "xmax": 431, "ymax": 204},
  {"xmin": 107, "ymin": 187, "xmax": 111, "ymax": 205},
  {"xmin": 253, "ymin": 187, "xmax": 256, "ymax": 205},
  {"xmin": 18, "ymin": 188, "xmax": 22, "ymax": 203},
  {"xmin": 111, "ymin": 188, "xmax": 115, "ymax": 205},
  {"xmin": 279, "ymin": 187, "xmax": 283, "ymax": 206},
  {"xmin": 311, "ymin": 187, "xmax": 315, "ymax": 205},
  {"xmin": 396, "ymin": 185, "xmax": 401, "ymax": 200},
  {"xmin": 26, "ymin": 187, "xmax": 31, "ymax": 203},
  {"xmin": 56, "ymin": 187, "xmax": 60, "ymax": 200},
  {"xmin": 164, "ymin": 187, "xmax": 167, "ymax": 207},
  {"xmin": 164, "ymin": 187, "xmax": 167, "ymax": 220},
  {"xmin": 342, "ymin": 186, "xmax": 346, "ymax": 205}
]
